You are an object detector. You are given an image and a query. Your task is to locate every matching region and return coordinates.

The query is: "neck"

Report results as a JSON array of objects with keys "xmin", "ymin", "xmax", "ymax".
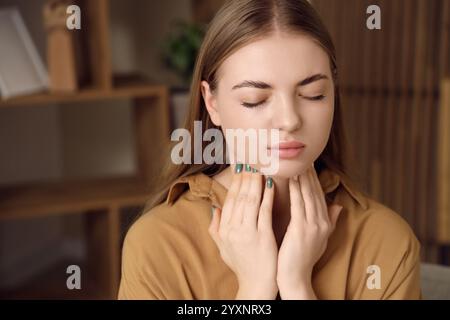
[{"xmin": 271, "ymin": 176, "xmax": 291, "ymax": 248}]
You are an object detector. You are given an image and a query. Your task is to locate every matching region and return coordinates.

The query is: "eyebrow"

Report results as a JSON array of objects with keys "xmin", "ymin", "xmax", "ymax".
[{"xmin": 231, "ymin": 73, "xmax": 329, "ymax": 90}]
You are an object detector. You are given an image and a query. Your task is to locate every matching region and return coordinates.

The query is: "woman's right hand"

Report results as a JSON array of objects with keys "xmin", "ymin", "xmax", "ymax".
[{"xmin": 208, "ymin": 164, "xmax": 278, "ymax": 300}]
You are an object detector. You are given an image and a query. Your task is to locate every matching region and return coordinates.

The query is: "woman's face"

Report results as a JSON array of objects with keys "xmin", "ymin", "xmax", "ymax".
[{"xmin": 201, "ymin": 32, "xmax": 335, "ymax": 178}]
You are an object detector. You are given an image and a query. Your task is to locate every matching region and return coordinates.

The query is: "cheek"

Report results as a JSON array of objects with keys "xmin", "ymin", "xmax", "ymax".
[{"xmin": 305, "ymin": 103, "xmax": 334, "ymax": 149}]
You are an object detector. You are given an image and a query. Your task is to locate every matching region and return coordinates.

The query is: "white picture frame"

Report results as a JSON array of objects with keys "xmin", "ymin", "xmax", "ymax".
[{"xmin": 0, "ymin": 7, "xmax": 49, "ymax": 99}]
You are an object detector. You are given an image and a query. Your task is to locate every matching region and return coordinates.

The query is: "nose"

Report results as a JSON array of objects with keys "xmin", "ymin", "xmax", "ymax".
[{"xmin": 271, "ymin": 94, "xmax": 302, "ymax": 132}]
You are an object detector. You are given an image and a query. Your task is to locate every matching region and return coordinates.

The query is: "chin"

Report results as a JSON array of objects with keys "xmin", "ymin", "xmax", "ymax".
[{"xmin": 260, "ymin": 159, "xmax": 311, "ymax": 179}]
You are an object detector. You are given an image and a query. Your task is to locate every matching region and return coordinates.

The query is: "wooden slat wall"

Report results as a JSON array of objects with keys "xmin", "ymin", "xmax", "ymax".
[
  {"xmin": 438, "ymin": 79, "xmax": 450, "ymax": 246},
  {"xmin": 312, "ymin": 0, "xmax": 450, "ymax": 263}
]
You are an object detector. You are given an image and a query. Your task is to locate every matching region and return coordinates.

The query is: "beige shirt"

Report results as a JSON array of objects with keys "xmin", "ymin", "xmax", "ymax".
[{"xmin": 118, "ymin": 168, "xmax": 422, "ymax": 299}]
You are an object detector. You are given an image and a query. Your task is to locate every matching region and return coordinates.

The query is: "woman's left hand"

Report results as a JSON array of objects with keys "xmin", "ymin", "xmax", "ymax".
[{"xmin": 276, "ymin": 165, "xmax": 343, "ymax": 299}]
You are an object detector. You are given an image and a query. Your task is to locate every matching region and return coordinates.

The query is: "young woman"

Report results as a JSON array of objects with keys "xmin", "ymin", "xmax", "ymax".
[{"xmin": 118, "ymin": 0, "xmax": 421, "ymax": 300}]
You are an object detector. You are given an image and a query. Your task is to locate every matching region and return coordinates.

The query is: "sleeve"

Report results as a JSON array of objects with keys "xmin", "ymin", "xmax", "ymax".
[
  {"xmin": 349, "ymin": 207, "xmax": 423, "ymax": 300},
  {"xmin": 380, "ymin": 234, "xmax": 422, "ymax": 300},
  {"xmin": 117, "ymin": 218, "xmax": 165, "ymax": 300}
]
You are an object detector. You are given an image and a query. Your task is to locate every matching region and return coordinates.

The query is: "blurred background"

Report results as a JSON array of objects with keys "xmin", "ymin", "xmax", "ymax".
[{"xmin": 0, "ymin": 0, "xmax": 448, "ymax": 299}]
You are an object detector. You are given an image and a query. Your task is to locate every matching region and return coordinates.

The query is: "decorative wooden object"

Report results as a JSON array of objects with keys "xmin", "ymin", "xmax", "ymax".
[{"xmin": 43, "ymin": 0, "xmax": 78, "ymax": 92}]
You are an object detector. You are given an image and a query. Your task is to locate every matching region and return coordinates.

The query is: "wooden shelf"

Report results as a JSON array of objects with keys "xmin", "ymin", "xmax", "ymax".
[
  {"xmin": 0, "ymin": 175, "xmax": 151, "ymax": 220},
  {"xmin": 0, "ymin": 76, "xmax": 167, "ymax": 108}
]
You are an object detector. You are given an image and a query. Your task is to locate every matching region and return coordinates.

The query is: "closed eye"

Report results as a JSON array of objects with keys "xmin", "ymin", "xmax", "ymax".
[
  {"xmin": 241, "ymin": 100, "xmax": 266, "ymax": 108},
  {"xmin": 303, "ymin": 94, "xmax": 326, "ymax": 101},
  {"xmin": 241, "ymin": 95, "xmax": 326, "ymax": 109}
]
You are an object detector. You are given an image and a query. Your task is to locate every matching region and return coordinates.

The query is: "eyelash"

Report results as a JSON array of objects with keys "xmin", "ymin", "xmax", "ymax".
[{"xmin": 241, "ymin": 95, "xmax": 326, "ymax": 108}]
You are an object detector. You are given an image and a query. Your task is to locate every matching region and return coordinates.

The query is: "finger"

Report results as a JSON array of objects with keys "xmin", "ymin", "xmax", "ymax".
[
  {"xmin": 300, "ymin": 169, "xmax": 316, "ymax": 223},
  {"xmin": 289, "ymin": 175, "xmax": 305, "ymax": 224},
  {"xmin": 221, "ymin": 164, "xmax": 243, "ymax": 226},
  {"xmin": 311, "ymin": 165, "xmax": 328, "ymax": 213},
  {"xmin": 208, "ymin": 206, "xmax": 222, "ymax": 246},
  {"xmin": 231, "ymin": 164, "xmax": 252, "ymax": 225},
  {"xmin": 242, "ymin": 167, "xmax": 262, "ymax": 228},
  {"xmin": 308, "ymin": 166, "xmax": 330, "ymax": 224},
  {"xmin": 258, "ymin": 177, "xmax": 275, "ymax": 232},
  {"xmin": 328, "ymin": 204, "xmax": 343, "ymax": 230}
]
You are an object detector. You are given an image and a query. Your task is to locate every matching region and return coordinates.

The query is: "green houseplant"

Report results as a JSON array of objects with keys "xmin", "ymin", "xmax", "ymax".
[
  {"xmin": 161, "ymin": 20, "xmax": 206, "ymax": 87},
  {"xmin": 161, "ymin": 20, "xmax": 206, "ymax": 129}
]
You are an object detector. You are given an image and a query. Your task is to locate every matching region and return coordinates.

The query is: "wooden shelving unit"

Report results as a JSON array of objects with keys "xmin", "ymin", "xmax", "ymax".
[{"xmin": 0, "ymin": 0, "xmax": 170, "ymax": 299}]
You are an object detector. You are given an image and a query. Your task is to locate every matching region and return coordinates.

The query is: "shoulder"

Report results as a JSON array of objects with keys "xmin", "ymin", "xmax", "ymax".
[
  {"xmin": 334, "ymin": 179, "xmax": 421, "ymax": 273},
  {"xmin": 354, "ymin": 197, "xmax": 420, "ymax": 255},
  {"xmin": 341, "ymin": 195, "xmax": 422, "ymax": 299},
  {"xmin": 123, "ymin": 170, "xmax": 222, "ymax": 258},
  {"xmin": 334, "ymin": 174, "xmax": 420, "ymax": 255},
  {"xmin": 123, "ymin": 189, "xmax": 212, "ymax": 253}
]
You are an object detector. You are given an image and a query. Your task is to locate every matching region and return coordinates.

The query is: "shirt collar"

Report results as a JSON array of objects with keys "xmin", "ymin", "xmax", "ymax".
[{"xmin": 166, "ymin": 168, "xmax": 368, "ymax": 210}]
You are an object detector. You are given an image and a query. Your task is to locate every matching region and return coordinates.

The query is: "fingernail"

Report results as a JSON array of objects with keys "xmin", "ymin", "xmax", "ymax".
[
  {"xmin": 211, "ymin": 206, "xmax": 215, "ymax": 216},
  {"xmin": 245, "ymin": 164, "xmax": 251, "ymax": 172},
  {"xmin": 266, "ymin": 177, "xmax": 273, "ymax": 188},
  {"xmin": 235, "ymin": 163, "xmax": 243, "ymax": 173},
  {"xmin": 252, "ymin": 167, "xmax": 257, "ymax": 173}
]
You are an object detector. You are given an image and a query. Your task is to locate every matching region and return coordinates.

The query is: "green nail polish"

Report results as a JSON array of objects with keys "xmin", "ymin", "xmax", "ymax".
[
  {"xmin": 235, "ymin": 163, "xmax": 243, "ymax": 173},
  {"xmin": 266, "ymin": 177, "xmax": 273, "ymax": 188},
  {"xmin": 245, "ymin": 164, "xmax": 251, "ymax": 172},
  {"xmin": 252, "ymin": 168, "xmax": 257, "ymax": 173},
  {"xmin": 211, "ymin": 206, "xmax": 215, "ymax": 216}
]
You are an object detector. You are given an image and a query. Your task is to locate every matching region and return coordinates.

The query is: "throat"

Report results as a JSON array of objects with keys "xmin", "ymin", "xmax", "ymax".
[
  {"xmin": 272, "ymin": 203, "xmax": 291, "ymax": 249},
  {"xmin": 271, "ymin": 178, "xmax": 292, "ymax": 248}
]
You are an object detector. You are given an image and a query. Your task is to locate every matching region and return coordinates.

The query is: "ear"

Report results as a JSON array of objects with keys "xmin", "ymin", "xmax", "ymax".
[{"xmin": 200, "ymin": 80, "xmax": 222, "ymax": 126}]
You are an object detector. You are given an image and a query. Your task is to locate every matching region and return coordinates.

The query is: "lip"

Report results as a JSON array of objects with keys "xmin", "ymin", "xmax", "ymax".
[
  {"xmin": 270, "ymin": 141, "xmax": 306, "ymax": 149},
  {"xmin": 267, "ymin": 141, "xmax": 306, "ymax": 159}
]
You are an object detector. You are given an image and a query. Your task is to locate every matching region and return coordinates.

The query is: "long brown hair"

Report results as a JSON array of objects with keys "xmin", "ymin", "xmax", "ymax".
[{"xmin": 143, "ymin": 0, "xmax": 349, "ymax": 213}]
